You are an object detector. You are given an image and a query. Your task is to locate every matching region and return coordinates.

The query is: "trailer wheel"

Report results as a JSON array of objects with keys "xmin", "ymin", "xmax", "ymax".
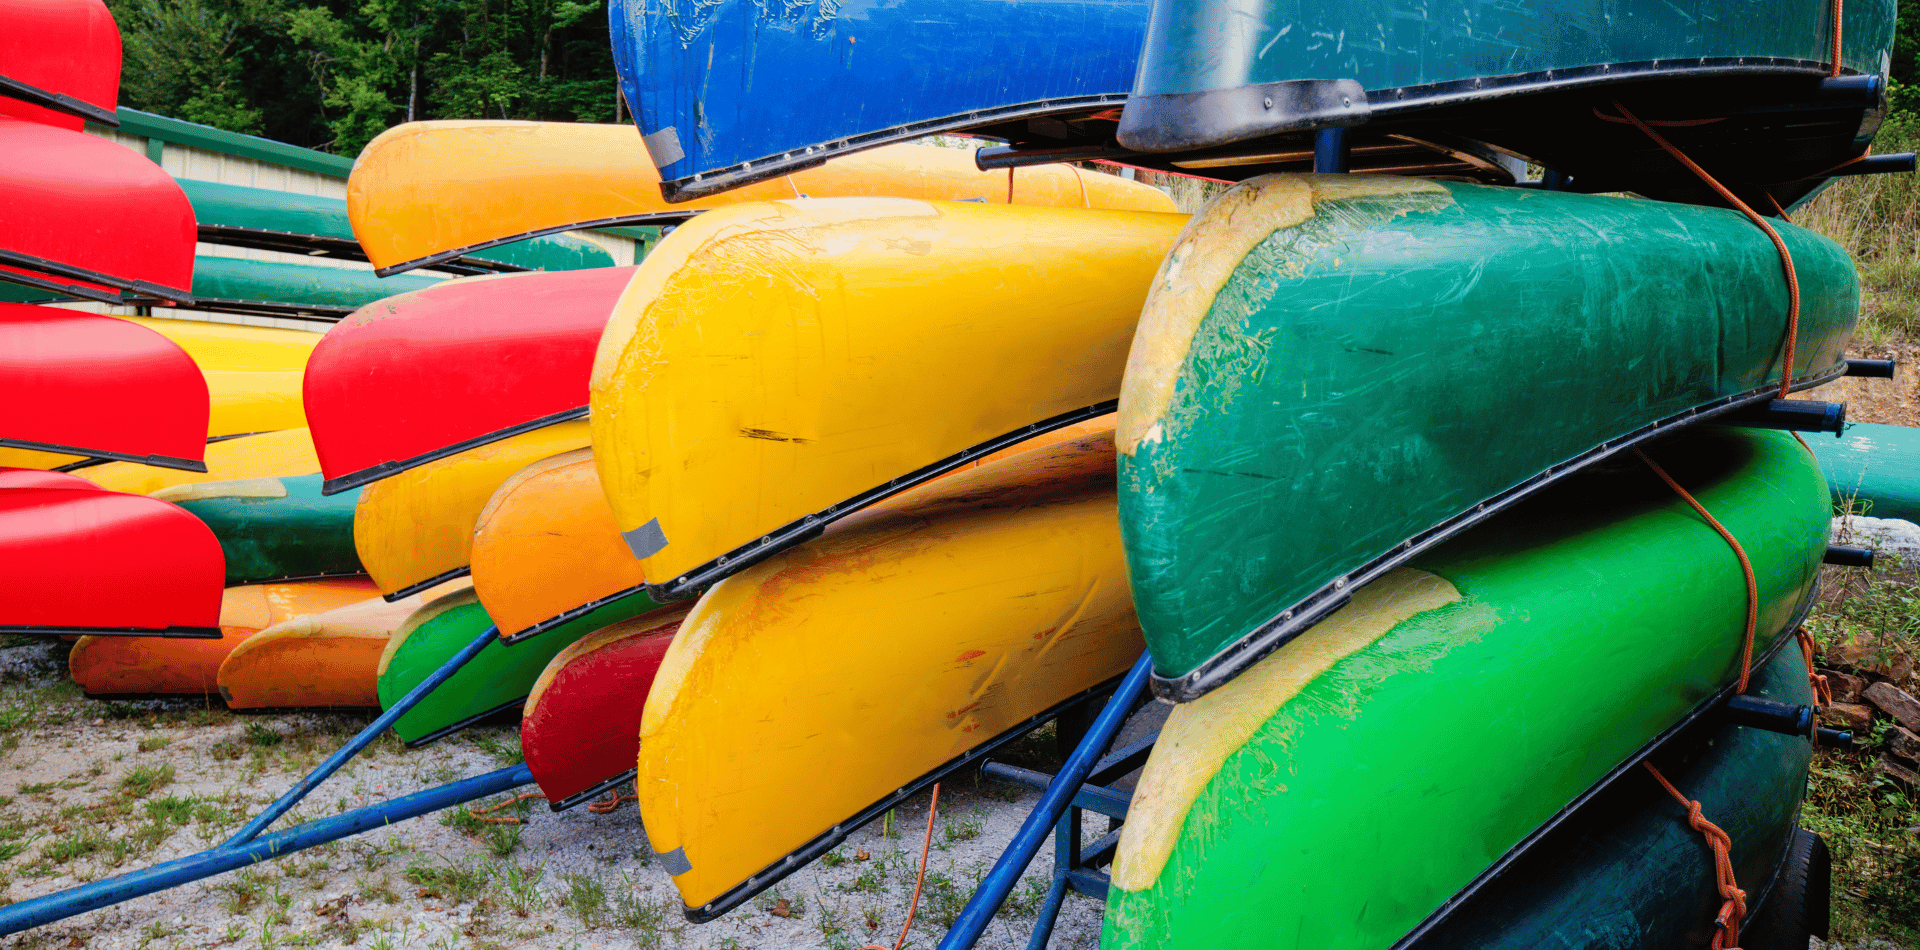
[{"xmin": 1744, "ymin": 827, "xmax": 1832, "ymax": 950}]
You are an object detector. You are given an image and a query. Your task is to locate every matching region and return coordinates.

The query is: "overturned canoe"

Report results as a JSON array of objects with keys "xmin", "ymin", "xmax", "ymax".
[
  {"xmin": 592, "ymin": 198, "xmax": 1184, "ymax": 598},
  {"xmin": 157, "ymin": 475, "xmax": 362, "ymax": 586},
  {"xmin": 471, "ymin": 448, "xmax": 661, "ymax": 642},
  {"xmin": 215, "ymin": 578, "xmax": 469, "ymax": 709},
  {"xmin": 349, "ymin": 125, "xmax": 1174, "ymax": 272},
  {"xmin": 1101, "ymin": 426, "xmax": 1825, "ymax": 950},
  {"xmin": 0, "ymin": 468, "xmax": 96, "ymax": 491},
  {"xmin": 306, "ymin": 269, "xmax": 632, "ymax": 493},
  {"xmin": 1806, "ymin": 421, "xmax": 1920, "ymax": 521},
  {"xmin": 74, "ymin": 427, "xmax": 318, "ymax": 496},
  {"xmin": 70, "ymin": 577, "xmax": 381, "ymax": 694},
  {"xmin": 0, "ymin": 305, "xmax": 208, "ymax": 469},
  {"xmin": 0, "ymin": 487, "xmax": 224, "ymax": 637},
  {"xmin": 1120, "ymin": 175, "xmax": 1856, "ymax": 701},
  {"xmin": 0, "ymin": 0, "xmax": 119, "ymax": 129},
  {"xmin": 640, "ymin": 428, "xmax": 1142, "ymax": 919},
  {"xmin": 520, "ymin": 607, "xmax": 688, "ymax": 808},
  {"xmin": 0, "ymin": 117, "xmax": 194, "ymax": 303},
  {"xmin": 353, "ymin": 421, "xmax": 592, "ymax": 598}
]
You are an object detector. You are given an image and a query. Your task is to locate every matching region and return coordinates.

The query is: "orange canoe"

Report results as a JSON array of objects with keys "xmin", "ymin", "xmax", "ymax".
[{"xmin": 217, "ymin": 578, "xmax": 472, "ymax": 708}]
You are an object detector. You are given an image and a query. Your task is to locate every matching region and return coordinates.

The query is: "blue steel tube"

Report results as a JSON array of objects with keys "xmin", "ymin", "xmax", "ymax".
[
  {"xmin": 0, "ymin": 763, "xmax": 532, "ymax": 936},
  {"xmin": 936, "ymin": 652, "xmax": 1153, "ymax": 950},
  {"xmin": 224, "ymin": 624, "xmax": 501, "ymax": 846}
]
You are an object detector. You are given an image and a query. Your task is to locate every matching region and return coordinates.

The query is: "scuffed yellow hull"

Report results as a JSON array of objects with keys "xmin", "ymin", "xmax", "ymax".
[
  {"xmin": 638, "ymin": 428, "xmax": 1141, "ymax": 915},
  {"xmin": 354, "ymin": 422, "xmax": 592, "ymax": 596},
  {"xmin": 348, "ymin": 121, "xmax": 1176, "ymax": 271},
  {"xmin": 74, "ymin": 428, "xmax": 320, "ymax": 495},
  {"xmin": 590, "ymin": 198, "xmax": 1185, "ymax": 589},
  {"xmin": 471, "ymin": 448, "xmax": 648, "ymax": 639}
]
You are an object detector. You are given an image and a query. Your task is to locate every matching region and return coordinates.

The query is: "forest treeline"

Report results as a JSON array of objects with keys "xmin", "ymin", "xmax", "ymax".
[
  {"xmin": 109, "ymin": 0, "xmax": 1920, "ymax": 158},
  {"xmin": 108, "ymin": 0, "xmax": 623, "ymax": 154}
]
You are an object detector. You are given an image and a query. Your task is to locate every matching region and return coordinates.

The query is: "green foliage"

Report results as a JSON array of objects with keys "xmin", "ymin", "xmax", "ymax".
[{"xmin": 106, "ymin": 0, "xmax": 624, "ymax": 155}]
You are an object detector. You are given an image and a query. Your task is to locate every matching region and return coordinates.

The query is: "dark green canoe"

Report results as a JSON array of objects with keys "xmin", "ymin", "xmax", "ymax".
[
  {"xmin": 375, "ymin": 587, "xmax": 669, "ymax": 745},
  {"xmin": 162, "ymin": 474, "xmax": 363, "ymax": 586},
  {"xmin": 1101, "ymin": 425, "xmax": 1827, "ymax": 950},
  {"xmin": 1806, "ymin": 421, "xmax": 1920, "ymax": 521},
  {"xmin": 1118, "ymin": 175, "xmax": 1856, "ymax": 700}
]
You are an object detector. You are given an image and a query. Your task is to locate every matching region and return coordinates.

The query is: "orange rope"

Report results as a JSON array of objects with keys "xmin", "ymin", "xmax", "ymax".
[
  {"xmin": 1591, "ymin": 110, "xmax": 1725, "ymax": 127},
  {"xmin": 863, "ymin": 784, "xmax": 940, "ymax": 950},
  {"xmin": 1831, "ymin": 0, "xmax": 1846, "ymax": 77},
  {"xmin": 588, "ymin": 791, "xmax": 639, "ymax": 814},
  {"xmin": 1797, "ymin": 627, "xmax": 1835, "ymax": 707},
  {"xmin": 1634, "ymin": 449, "xmax": 1759, "ymax": 693},
  {"xmin": 1763, "ymin": 190, "xmax": 1791, "ymax": 223},
  {"xmin": 1644, "ymin": 762, "xmax": 1748, "ymax": 949},
  {"xmin": 1612, "ymin": 102, "xmax": 1803, "ymax": 398},
  {"xmin": 464, "ymin": 792, "xmax": 544, "ymax": 824}
]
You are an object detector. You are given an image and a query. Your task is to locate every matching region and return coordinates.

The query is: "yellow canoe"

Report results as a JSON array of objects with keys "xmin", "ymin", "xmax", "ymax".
[
  {"xmin": 471, "ymin": 447, "xmax": 656, "ymax": 640},
  {"xmin": 347, "ymin": 121, "xmax": 1176, "ymax": 272},
  {"xmin": 590, "ymin": 198, "xmax": 1185, "ymax": 596},
  {"xmin": 69, "ymin": 577, "xmax": 380, "ymax": 695},
  {"xmin": 72, "ymin": 428, "xmax": 320, "ymax": 496},
  {"xmin": 217, "ymin": 578, "xmax": 471, "ymax": 709},
  {"xmin": 638, "ymin": 427, "xmax": 1142, "ymax": 917},
  {"xmin": 355, "ymin": 420, "xmax": 592, "ymax": 598},
  {"xmin": 0, "ymin": 317, "xmax": 318, "ymax": 470}
]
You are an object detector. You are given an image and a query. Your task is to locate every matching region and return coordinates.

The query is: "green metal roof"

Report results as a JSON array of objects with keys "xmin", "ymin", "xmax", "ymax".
[{"xmin": 112, "ymin": 109, "xmax": 358, "ymax": 178}]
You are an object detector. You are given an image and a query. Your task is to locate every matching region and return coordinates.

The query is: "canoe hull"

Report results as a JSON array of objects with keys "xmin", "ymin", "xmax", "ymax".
[
  {"xmin": 0, "ymin": 487, "xmax": 224, "ymax": 636},
  {"xmin": 0, "ymin": 306, "xmax": 208, "ymax": 469},
  {"xmin": 161, "ymin": 475, "xmax": 363, "ymax": 586},
  {"xmin": 520, "ymin": 608, "xmax": 686, "ymax": 807},
  {"xmin": 1807, "ymin": 421, "xmax": 1920, "ymax": 521}
]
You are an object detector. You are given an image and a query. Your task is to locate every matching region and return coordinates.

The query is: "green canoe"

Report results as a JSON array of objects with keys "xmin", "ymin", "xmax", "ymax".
[
  {"xmin": 1403, "ymin": 642, "xmax": 1818, "ymax": 950},
  {"xmin": 1102, "ymin": 425, "xmax": 1827, "ymax": 950},
  {"xmin": 1805, "ymin": 421, "xmax": 1920, "ymax": 521},
  {"xmin": 159, "ymin": 474, "xmax": 363, "ymax": 586},
  {"xmin": 375, "ymin": 587, "xmax": 669, "ymax": 745},
  {"xmin": 0, "ymin": 254, "xmax": 442, "ymax": 318},
  {"xmin": 1118, "ymin": 174, "xmax": 1856, "ymax": 700}
]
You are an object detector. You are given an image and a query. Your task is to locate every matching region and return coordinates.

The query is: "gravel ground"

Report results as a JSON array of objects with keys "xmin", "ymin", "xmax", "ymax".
[{"xmin": 0, "ymin": 638, "xmax": 1107, "ymax": 950}]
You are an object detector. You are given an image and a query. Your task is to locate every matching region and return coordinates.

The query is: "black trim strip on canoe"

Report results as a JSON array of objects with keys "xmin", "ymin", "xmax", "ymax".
[
  {"xmin": 0, "ymin": 248, "xmax": 194, "ymax": 305},
  {"xmin": 548, "ymin": 768, "xmax": 639, "ymax": 813},
  {"xmin": 400, "ymin": 696, "xmax": 526, "ymax": 749},
  {"xmin": 655, "ymin": 94, "xmax": 1129, "ymax": 205},
  {"xmin": 230, "ymin": 570, "xmax": 370, "ymax": 587},
  {"xmin": 1390, "ymin": 587, "xmax": 1816, "ymax": 950},
  {"xmin": 0, "ymin": 624, "xmax": 222, "ymax": 639},
  {"xmin": 680, "ymin": 674, "xmax": 1127, "ymax": 923},
  {"xmin": 0, "ymin": 269, "xmax": 126, "ymax": 306},
  {"xmin": 1154, "ymin": 362, "xmax": 1851, "ymax": 704},
  {"xmin": 196, "ymin": 226, "xmax": 519, "ymax": 277},
  {"xmin": 499, "ymin": 582, "xmax": 655, "ymax": 645},
  {"xmin": 646, "ymin": 400, "xmax": 1118, "ymax": 602},
  {"xmin": 0, "ymin": 437, "xmax": 207, "ymax": 474},
  {"xmin": 47, "ymin": 431, "xmax": 284, "ymax": 473},
  {"xmin": 381, "ymin": 565, "xmax": 472, "ymax": 603},
  {"xmin": 0, "ymin": 74, "xmax": 118, "ymax": 126},
  {"xmin": 372, "ymin": 213, "xmax": 697, "ymax": 278},
  {"xmin": 322, "ymin": 406, "xmax": 591, "ymax": 496},
  {"xmin": 121, "ymin": 292, "xmax": 357, "ymax": 321}
]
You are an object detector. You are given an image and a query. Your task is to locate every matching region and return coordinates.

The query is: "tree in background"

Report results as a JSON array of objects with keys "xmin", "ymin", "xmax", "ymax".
[{"xmin": 107, "ymin": 0, "xmax": 621, "ymax": 155}]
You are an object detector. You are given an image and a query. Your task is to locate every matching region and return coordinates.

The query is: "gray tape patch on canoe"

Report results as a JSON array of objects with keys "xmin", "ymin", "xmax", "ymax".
[
  {"xmin": 623, "ymin": 518, "xmax": 669, "ymax": 560},
  {"xmin": 643, "ymin": 127, "xmax": 685, "ymax": 168},
  {"xmin": 655, "ymin": 846, "xmax": 691, "ymax": 876}
]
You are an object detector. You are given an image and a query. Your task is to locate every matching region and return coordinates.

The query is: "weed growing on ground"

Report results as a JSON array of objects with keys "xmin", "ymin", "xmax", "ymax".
[
  {"xmin": 135, "ymin": 736, "xmax": 171, "ymax": 753},
  {"xmin": 559, "ymin": 870, "xmax": 609, "ymax": 927},
  {"xmin": 470, "ymin": 732, "xmax": 524, "ymax": 768},
  {"xmin": 498, "ymin": 862, "xmax": 545, "ymax": 917},
  {"xmin": 1003, "ymin": 873, "xmax": 1054, "ymax": 918},
  {"xmin": 219, "ymin": 866, "xmax": 273, "ymax": 914},
  {"xmin": 942, "ymin": 811, "xmax": 984, "ymax": 847},
  {"xmin": 405, "ymin": 858, "xmax": 490, "ymax": 904},
  {"xmin": 610, "ymin": 874, "xmax": 684, "ymax": 948},
  {"xmin": 244, "ymin": 721, "xmax": 283, "ymax": 747},
  {"xmin": 119, "ymin": 762, "xmax": 174, "ymax": 798}
]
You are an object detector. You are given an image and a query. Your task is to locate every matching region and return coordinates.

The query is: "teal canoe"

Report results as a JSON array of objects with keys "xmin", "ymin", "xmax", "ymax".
[
  {"xmin": 1403, "ymin": 642, "xmax": 1819, "ymax": 950},
  {"xmin": 157, "ymin": 474, "xmax": 363, "ymax": 586},
  {"xmin": 1118, "ymin": 174, "xmax": 1856, "ymax": 700},
  {"xmin": 0, "ymin": 254, "xmax": 442, "ymax": 318},
  {"xmin": 1101, "ymin": 425, "xmax": 1827, "ymax": 950},
  {"xmin": 1806, "ymin": 421, "xmax": 1920, "ymax": 521},
  {"xmin": 375, "ymin": 587, "xmax": 669, "ymax": 745}
]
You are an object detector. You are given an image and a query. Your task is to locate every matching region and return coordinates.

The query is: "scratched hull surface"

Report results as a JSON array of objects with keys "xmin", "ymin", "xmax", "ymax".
[
  {"xmin": 520, "ymin": 607, "xmax": 687, "ymax": 806},
  {"xmin": 214, "ymin": 579, "xmax": 470, "ymax": 708},
  {"xmin": 1806, "ymin": 421, "xmax": 1920, "ymax": 522},
  {"xmin": 160, "ymin": 475, "xmax": 363, "ymax": 586},
  {"xmin": 590, "ymin": 198, "xmax": 1184, "ymax": 597},
  {"xmin": 1119, "ymin": 175, "xmax": 1857, "ymax": 700},
  {"xmin": 638, "ymin": 430, "xmax": 1142, "ymax": 919},
  {"xmin": 1101, "ymin": 427, "xmax": 1826, "ymax": 950}
]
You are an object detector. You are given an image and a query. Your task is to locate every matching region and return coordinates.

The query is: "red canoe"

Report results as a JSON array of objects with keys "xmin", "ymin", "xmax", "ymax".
[
  {"xmin": 0, "ymin": 468, "xmax": 99, "ymax": 490},
  {"xmin": 0, "ymin": 118, "xmax": 194, "ymax": 304},
  {"xmin": 521, "ymin": 607, "xmax": 688, "ymax": 809},
  {"xmin": 0, "ymin": 0, "xmax": 120, "ymax": 129},
  {"xmin": 0, "ymin": 487, "xmax": 222, "ymax": 636},
  {"xmin": 305, "ymin": 267, "xmax": 634, "ymax": 494},
  {"xmin": 0, "ymin": 305, "xmax": 208, "ymax": 470}
]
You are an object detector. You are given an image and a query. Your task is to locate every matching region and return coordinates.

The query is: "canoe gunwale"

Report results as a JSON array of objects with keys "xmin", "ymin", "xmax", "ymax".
[
  {"xmin": 382, "ymin": 565, "xmax": 472, "ymax": 603},
  {"xmin": 498, "ymin": 581, "xmax": 651, "ymax": 645},
  {"xmin": 322, "ymin": 406, "xmax": 590, "ymax": 496},
  {"xmin": 196, "ymin": 227, "xmax": 500, "ymax": 278},
  {"xmin": 0, "ymin": 437, "xmax": 206, "ymax": 473},
  {"xmin": 399, "ymin": 695, "xmax": 524, "ymax": 748},
  {"xmin": 227, "ymin": 569, "xmax": 371, "ymax": 588},
  {"xmin": 1152, "ymin": 363, "xmax": 1849, "ymax": 704},
  {"xmin": 371, "ymin": 213, "xmax": 694, "ymax": 278},
  {"xmin": 1388, "ymin": 591, "xmax": 1815, "ymax": 950},
  {"xmin": 676, "ymin": 672, "xmax": 1128, "ymax": 923},
  {"xmin": 645, "ymin": 399, "xmax": 1119, "ymax": 602},
  {"xmin": 0, "ymin": 625, "xmax": 222, "ymax": 639},
  {"xmin": 654, "ymin": 95, "xmax": 1129, "ymax": 204},
  {"xmin": 0, "ymin": 249, "xmax": 194, "ymax": 306},
  {"xmin": 0, "ymin": 74, "xmax": 117, "ymax": 126},
  {"xmin": 547, "ymin": 768, "xmax": 638, "ymax": 813}
]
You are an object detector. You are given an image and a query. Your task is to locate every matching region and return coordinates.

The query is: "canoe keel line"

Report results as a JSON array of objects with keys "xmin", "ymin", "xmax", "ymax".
[{"xmin": 638, "ymin": 400, "xmax": 1118, "ymax": 599}]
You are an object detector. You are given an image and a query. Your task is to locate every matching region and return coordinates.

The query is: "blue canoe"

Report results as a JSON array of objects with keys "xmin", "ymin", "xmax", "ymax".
[{"xmin": 1807, "ymin": 421, "xmax": 1920, "ymax": 521}]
